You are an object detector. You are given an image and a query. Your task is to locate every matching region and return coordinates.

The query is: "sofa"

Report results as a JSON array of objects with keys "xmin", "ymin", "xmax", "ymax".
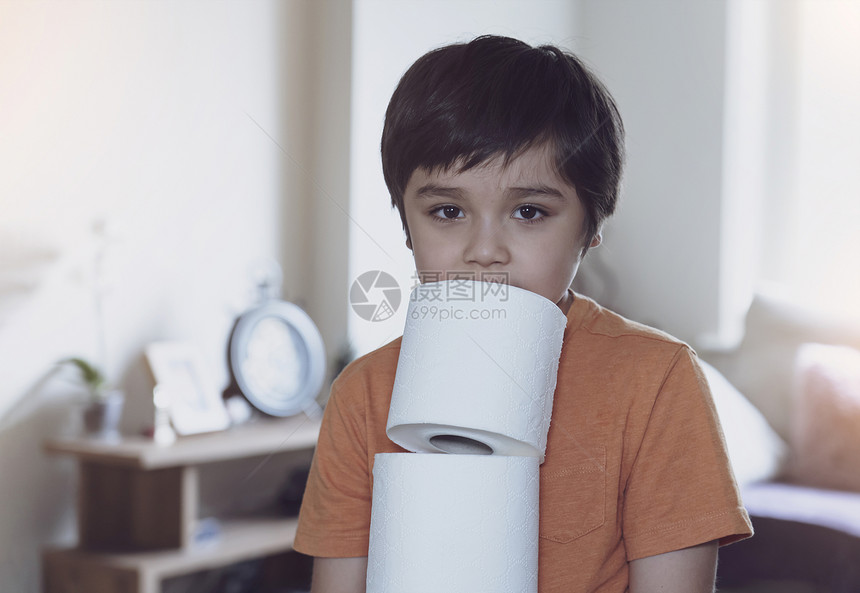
[{"xmin": 698, "ymin": 290, "xmax": 860, "ymax": 592}]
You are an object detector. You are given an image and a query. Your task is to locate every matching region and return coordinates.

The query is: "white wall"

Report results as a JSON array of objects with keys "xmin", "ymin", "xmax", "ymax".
[
  {"xmin": 571, "ymin": 0, "xmax": 745, "ymax": 347},
  {"xmin": 0, "ymin": 2, "xmax": 351, "ymax": 590},
  {"xmin": 277, "ymin": 0, "xmax": 353, "ymax": 358},
  {"xmin": 574, "ymin": 1, "xmax": 860, "ymax": 346}
]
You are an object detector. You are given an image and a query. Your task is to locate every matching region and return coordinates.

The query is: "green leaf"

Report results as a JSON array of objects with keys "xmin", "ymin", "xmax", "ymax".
[{"xmin": 60, "ymin": 357, "xmax": 107, "ymax": 394}]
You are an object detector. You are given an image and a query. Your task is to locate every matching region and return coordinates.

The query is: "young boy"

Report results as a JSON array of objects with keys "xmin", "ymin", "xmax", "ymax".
[{"xmin": 294, "ymin": 35, "xmax": 752, "ymax": 593}]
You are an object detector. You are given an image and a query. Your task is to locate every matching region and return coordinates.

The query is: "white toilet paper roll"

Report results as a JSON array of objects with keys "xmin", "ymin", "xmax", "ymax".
[
  {"xmin": 387, "ymin": 281, "xmax": 567, "ymax": 461},
  {"xmin": 367, "ymin": 452, "xmax": 540, "ymax": 593}
]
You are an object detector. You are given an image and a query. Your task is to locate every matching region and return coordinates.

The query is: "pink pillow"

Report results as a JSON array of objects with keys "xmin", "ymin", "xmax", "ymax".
[{"xmin": 790, "ymin": 344, "xmax": 860, "ymax": 492}]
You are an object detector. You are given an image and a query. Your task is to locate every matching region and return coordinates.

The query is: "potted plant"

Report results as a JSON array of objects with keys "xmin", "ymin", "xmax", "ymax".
[{"xmin": 61, "ymin": 357, "xmax": 124, "ymax": 441}]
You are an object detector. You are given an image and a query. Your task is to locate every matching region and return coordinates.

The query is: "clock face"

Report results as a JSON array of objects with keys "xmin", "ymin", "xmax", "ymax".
[
  {"xmin": 241, "ymin": 318, "xmax": 304, "ymax": 401},
  {"xmin": 229, "ymin": 301, "xmax": 325, "ymax": 417}
]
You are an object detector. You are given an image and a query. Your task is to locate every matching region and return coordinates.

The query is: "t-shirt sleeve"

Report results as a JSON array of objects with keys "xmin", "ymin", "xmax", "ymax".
[
  {"xmin": 293, "ymin": 373, "xmax": 373, "ymax": 558},
  {"xmin": 622, "ymin": 346, "xmax": 753, "ymax": 561}
]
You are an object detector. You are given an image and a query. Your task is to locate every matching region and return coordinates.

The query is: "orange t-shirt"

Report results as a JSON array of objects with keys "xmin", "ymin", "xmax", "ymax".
[{"xmin": 294, "ymin": 293, "xmax": 753, "ymax": 592}]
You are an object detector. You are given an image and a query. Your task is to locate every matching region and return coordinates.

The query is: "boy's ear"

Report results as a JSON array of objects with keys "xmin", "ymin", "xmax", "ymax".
[
  {"xmin": 589, "ymin": 232, "xmax": 602, "ymax": 249},
  {"xmin": 405, "ymin": 235, "xmax": 413, "ymax": 251}
]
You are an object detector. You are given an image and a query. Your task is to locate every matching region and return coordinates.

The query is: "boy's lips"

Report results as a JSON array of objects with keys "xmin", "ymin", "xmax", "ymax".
[{"xmin": 434, "ymin": 271, "xmax": 513, "ymax": 285}]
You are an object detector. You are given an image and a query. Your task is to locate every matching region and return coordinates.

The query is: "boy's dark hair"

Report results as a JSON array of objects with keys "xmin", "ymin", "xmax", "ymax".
[{"xmin": 381, "ymin": 35, "xmax": 625, "ymax": 248}]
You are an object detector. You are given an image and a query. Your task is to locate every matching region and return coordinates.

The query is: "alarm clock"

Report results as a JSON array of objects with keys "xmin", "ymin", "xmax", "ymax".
[{"xmin": 224, "ymin": 264, "xmax": 326, "ymax": 417}]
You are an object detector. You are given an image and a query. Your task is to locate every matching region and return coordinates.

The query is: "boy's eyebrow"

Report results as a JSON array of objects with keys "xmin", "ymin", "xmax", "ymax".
[
  {"xmin": 412, "ymin": 183, "xmax": 466, "ymax": 200},
  {"xmin": 507, "ymin": 185, "xmax": 569, "ymax": 201},
  {"xmin": 412, "ymin": 183, "xmax": 570, "ymax": 201}
]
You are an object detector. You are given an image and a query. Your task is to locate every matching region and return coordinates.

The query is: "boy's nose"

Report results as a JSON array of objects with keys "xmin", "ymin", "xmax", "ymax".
[{"xmin": 463, "ymin": 223, "xmax": 511, "ymax": 267}]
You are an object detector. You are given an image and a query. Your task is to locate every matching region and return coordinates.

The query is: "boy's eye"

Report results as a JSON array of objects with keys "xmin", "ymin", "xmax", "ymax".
[
  {"xmin": 432, "ymin": 205, "xmax": 463, "ymax": 219},
  {"xmin": 513, "ymin": 205, "xmax": 544, "ymax": 220}
]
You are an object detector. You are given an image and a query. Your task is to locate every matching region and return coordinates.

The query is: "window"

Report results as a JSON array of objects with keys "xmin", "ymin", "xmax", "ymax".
[{"xmin": 756, "ymin": 0, "xmax": 860, "ymax": 321}]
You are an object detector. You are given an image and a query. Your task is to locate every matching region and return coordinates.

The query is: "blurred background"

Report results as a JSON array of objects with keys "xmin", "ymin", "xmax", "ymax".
[{"xmin": 1, "ymin": 1, "xmax": 859, "ymax": 592}]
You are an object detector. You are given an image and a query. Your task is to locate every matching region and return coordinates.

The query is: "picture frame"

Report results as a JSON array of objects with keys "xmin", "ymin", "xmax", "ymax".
[{"xmin": 144, "ymin": 341, "xmax": 231, "ymax": 436}]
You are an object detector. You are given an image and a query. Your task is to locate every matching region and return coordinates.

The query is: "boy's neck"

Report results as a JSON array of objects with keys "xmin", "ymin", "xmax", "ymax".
[{"xmin": 557, "ymin": 290, "xmax": 574, "ymax": 315}]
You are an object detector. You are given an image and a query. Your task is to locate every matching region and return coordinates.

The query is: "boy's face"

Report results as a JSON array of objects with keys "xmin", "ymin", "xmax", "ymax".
[{"xmin": 403, "ymin": 143, "xmax": 598, "ymax": 313}]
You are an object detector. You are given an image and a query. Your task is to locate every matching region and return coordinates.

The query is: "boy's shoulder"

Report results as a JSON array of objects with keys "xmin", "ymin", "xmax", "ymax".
[
  {"xmin": 570, "ymin": 293, "xmax": 692, "ymax": 354},
  {"xmin": 331, "ymin": 336, "xmax": 403, "ymax": 391},
  {"xmin": 325, "ymin": 337, "xmax": 403, "ymax": 419}
]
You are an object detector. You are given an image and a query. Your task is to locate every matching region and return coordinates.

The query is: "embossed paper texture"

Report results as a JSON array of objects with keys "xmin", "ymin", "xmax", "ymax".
[{"xmin": 367, "ymin": 453, "xmax": 540, "ymax": 593}]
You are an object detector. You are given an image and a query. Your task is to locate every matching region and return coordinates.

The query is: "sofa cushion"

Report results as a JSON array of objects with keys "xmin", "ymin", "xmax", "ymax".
[
  {"xmin": 700, "ymin": 360, "xmax": 787, "ymax": 487},
  {"xmin": 741, "ymin": 481, "xmax": 860, "ymax": 538},
  {"xmin": 700, "ymin": 290, "xmax": 860, "ymax": 442},
  {"xmin": 790, "ymin": 343, "xmax": 860, "ymax": 492}
]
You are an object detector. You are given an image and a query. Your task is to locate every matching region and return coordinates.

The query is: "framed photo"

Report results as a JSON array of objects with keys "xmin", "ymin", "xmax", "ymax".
[{"xmin": 145, "ymin": 341, "xmax": 230, "ymax": 436}]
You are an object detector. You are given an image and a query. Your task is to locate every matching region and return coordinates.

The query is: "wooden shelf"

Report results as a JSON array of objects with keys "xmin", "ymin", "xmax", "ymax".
[
  {"xmin": 44, "ymin": 517, "xmax": 299, "ymax": 582},
  {"xmin": 45, "ymin": 414, "xmax": 321, "ymax": 469},
  {"xmin": 43, "ymin": 414, "xmax": 320, "ymax": 593}
]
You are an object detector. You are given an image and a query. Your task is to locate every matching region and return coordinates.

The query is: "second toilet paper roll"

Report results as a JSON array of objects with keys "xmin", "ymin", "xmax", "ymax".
[
  {"xmin": 367, "ymin": 452, "xmax": 540, "ymax": 593},
  {"xmin": 387, "ymin": 281, "xmax": 567, "ymax": 460}
]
